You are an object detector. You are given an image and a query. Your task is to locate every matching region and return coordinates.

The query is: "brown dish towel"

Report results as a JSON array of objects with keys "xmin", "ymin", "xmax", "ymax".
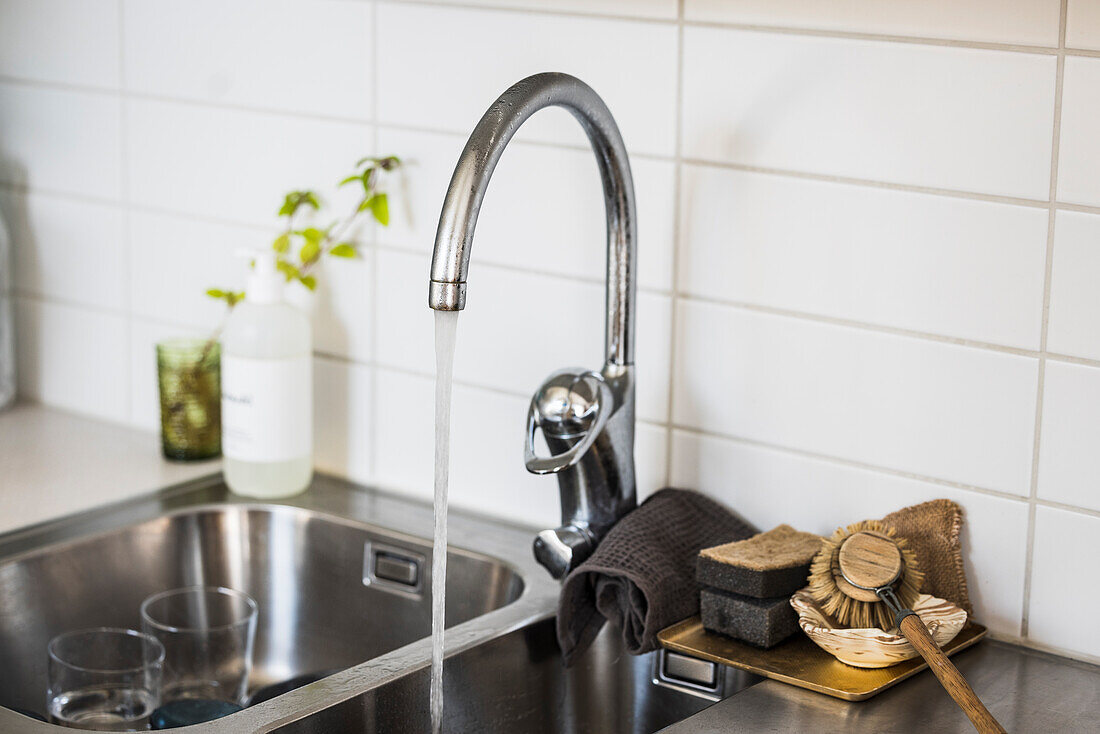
[
  {"xmin": 557, "ymin": 488, "xmax": 756, "ymax": 666},
  {"xmin": 882, "ymin": 499, "xmax": 972, "ymax": 614}
]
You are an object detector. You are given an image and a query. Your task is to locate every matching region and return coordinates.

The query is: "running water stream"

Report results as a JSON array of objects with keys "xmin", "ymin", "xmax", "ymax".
[{"xmin": 431, "ymin": 310, "xmax": 459, "ymax": 734}]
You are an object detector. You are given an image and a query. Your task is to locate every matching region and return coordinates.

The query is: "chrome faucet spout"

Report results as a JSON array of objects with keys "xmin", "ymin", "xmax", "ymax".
[
  {"xmin": 427, "ymin": 73, "xmax": 639, "ymax": 580},
  {"xmin": 428, "ymin": 72, "xmax": 637, "ymax": 368}
]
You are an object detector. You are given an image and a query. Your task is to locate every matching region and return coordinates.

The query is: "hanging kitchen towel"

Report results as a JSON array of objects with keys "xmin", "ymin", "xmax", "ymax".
[{"xmin": 557, "ymin": 488, "xmax": 756, "ymax": 666}]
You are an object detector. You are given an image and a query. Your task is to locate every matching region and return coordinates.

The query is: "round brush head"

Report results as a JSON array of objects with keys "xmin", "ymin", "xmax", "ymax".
[{"xmin": 807, "ymin": 520, "xmax": 924, "ymax": 630}]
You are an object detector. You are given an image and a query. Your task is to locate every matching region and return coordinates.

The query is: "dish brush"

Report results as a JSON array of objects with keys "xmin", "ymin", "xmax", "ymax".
[{"xmin": 807, "ymin": 520, "xmax": 1005, "ymax": 734}]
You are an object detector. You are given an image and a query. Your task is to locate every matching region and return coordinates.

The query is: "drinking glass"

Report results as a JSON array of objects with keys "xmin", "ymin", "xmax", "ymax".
[
  {"xmin": 156, "ymin": 338, "xmax": 221, "ymax": 461},
  {"xmin": 140, "ymin": 587, "xmax": 257, "ymax": 706},
  {"xmin": 47, "ymin": 628, "xmax": 164, "ymax": 731}
]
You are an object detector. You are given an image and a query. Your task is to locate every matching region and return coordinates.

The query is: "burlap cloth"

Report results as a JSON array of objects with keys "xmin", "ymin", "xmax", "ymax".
[
  {"xmin": 882, "ymin": 498, "xmax": 972, "ymax": 614},
  {"xmin": 557, "ymin": 489, "xmax": 756, "ymax": 666}
]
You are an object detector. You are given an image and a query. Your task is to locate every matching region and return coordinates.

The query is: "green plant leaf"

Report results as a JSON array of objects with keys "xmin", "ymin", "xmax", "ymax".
[
  {"xmin": 278, "ymin": 193, "xmax": 297, "ymax": 217},
  {"xmin": 273, "ymin": 233, "xmax": 291, "ymax": 253},
  {"xmin": 357, "ymin": 195, "xmax": 373, "ymax": 213},
  {"xmin": 379, "ymin": 155, "xmax": 401, "ymax": 170},
  {"xmin": 206, "ymin": 288, "xmax": 226, "ymax": 299},
  {"xmin": 370, "ymin": 192, "xmax": 389, "ymax": 226},
  {"xmin": 299, "ymin": 227, "xmax": 325, "ymax": 244},
  {"xmin": 339, "ymin": 174, "xmax": 361, "ymax": 187},
  {"xmin": 299, "ymin": 239, "xmax": 321, "ymax": 265},
  {"xmin": 303, "ymin": 192, "xmax": 321, "ymax": 210},
  {"xmin": 226, "ymin": 291, "xmax": 245, "ymax": 307},
  {"xmin": 299, "ymin": 275, "xmax": 317, "ymax": 291},
  {"xmin": 276, "ymin": 259, "xmax": 301, "ymax": 282},
  {"xmin": 329, "ymin": 243, "xmax": 357, "ymax": 258}
]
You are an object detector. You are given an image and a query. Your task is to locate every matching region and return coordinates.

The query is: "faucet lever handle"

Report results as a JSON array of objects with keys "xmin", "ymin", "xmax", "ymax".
[{"xmin": 524, "ymin": 370, "xmax": 612, "ymax": 475}]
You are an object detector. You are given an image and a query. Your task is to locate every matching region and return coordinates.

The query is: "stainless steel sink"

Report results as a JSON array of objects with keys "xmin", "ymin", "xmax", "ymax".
[
  {"xmin": 0, "ymin": 474, "xmax": 755, "ymax": 732},
  {"xmin": 265, "ymin": 619, "xmax": 754, "ymax": 734}
]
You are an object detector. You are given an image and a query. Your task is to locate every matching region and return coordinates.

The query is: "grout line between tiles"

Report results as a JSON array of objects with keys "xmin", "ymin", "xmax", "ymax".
[
  {"xmin": 117, "ymin": 0, "xmax": 133, "ymax": 424},
  {"xmin": 0, "ymin": 74, "xmax": 374, "ymax": 127},
  {"xmin": 1034, "ymin": 497, "xmax": 1100, "ymax": 519},
  {"xmin": 678, "ymin": 19, "xmax": 1065, "ymax": 55},
  {"xmin": 666, "ymin": 423, "xmax": 1040, "ymax": 506},
  {"xmin": 370, "ymin": 0, "xmax": 1094, "ymax": 59},
  {"xmin": 1056, "ymin": 200, "xmax": 1100, "ymax": 214},
  {"xmin": 15, "ymin": 164, "xmax": 1100, "ymax": 221},
  {"xmin": 678, "ymin": 292, "xmax": 1044, "ymax": 358},
  {"xmin": 1021, "ymin": 0, "xmax": 1068, "ymax": 640},
  {"xmin": 662, "ymin": 0, "xmax": 685, "ymax": 486},
  {"xmin": 377, "ymin": 0, "xmax": 678, "ymax": 26},
  {"xmin": 679, "ymin": 157, "xmax": 1056, "ymax": 210}
]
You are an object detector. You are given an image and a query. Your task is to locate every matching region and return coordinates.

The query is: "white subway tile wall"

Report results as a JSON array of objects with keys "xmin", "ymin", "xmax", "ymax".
[
  {"xmin": 0, "ymin": 84, "xmax": 123, "ymax": 198},
  {"xmin": 1048, "ymin": 210, "xmax": 1100, "ymax": 360},
  {"xmin": 1066, "ymin": 0, "xmax": 1100, "ymax": 51},
  {"xmin": 1056, "ymin": 57, "xmax": 1100, "ymax": 207},
  {"xmin": 123, "ymin": 0, "xmax": 374, "ymax": 119},
  {"xmin": 1027, "ymin": 507, "xmax": 1100, "ymax": 658},
  {"xmin": 1, "ymin": 0, "xmax": 1097, "ymax": 662},
  {"xmin": 1037, "ymin": 361, "xmax": 1100, "ymax": 513},
  {"xmin": 14, "ymin": 298, "xmax": 130, "ymax": 423},
  {"xmin": 684, "ymin": 0, "xmax": 1062, "ymax": 46},
  {"xmin": 678, "ymin": 165, "xmax": 1049, "ymax": 348},
  {"xmin": 0, "ymin": 0, "xmax": 120, "ymax": 88},
  {"xmin": 0, "ymin": 190, "xmax": 128, "ymax": 311}
]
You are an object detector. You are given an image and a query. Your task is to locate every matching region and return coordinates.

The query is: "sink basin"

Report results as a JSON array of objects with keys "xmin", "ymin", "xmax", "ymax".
[
  {"xmin": 265, "ymin": 619, "xmax": 756, "ymax": 734},
  {"xmin": 0, "ymin": 474, "xmax": 755, "ymax": 732},
  {"xmin": 0, "ymin": 476, "xmax": 526, "ymax": 728}
]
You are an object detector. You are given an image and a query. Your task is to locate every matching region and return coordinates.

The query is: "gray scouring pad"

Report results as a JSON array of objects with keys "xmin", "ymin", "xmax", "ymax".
[
  {"xmin": 700, "ymin": 587, "xmax": 799, "ymax": 649},
  {"xmin": 697, "ymin": 524, "xmax": 822, "ymax": 599}
]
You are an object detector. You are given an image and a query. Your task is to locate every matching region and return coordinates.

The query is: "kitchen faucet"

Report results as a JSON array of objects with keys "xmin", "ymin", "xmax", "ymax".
[{"xmin": 427, "ymin": 72, "xmax": 638, "ymax": 579}]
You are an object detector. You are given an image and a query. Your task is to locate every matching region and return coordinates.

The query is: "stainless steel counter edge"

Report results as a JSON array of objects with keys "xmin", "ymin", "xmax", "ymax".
[
  {"xmin": 0, "ymin": 473, "xmax": 563, "ymax": 733},
  {"xmin": 661, "ymin": 638, "xmax": 1100, "ymax": 733}
]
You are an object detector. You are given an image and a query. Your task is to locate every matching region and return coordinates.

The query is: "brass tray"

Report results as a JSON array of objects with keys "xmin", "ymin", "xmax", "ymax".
[{"xmin": 658, "ymin": 617, "xmax": 987, "ymax": 701}]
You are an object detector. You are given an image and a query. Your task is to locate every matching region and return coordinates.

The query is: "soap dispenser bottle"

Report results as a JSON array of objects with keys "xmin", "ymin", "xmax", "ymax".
[{"xmin": 221, "ymin": 251, "xmax": 312, "ymax": 498}]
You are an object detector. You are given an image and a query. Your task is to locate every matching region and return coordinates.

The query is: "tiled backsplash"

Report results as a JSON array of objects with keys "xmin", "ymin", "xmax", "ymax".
[{"xmin": 1, "ymin": 0, "xmax": 1097, "ymax": 663}]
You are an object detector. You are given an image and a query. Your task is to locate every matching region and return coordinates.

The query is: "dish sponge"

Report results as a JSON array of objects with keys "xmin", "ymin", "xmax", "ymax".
[
  {"xmin": 700, "ymin": 588, "xmax": 800, "ymax": 649},
  {"xmin": 697, "ymin": 524, "xmax": 822, "ymax": 598}
]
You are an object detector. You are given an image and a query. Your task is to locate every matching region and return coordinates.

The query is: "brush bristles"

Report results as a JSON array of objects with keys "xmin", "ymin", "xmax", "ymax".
[{"xmin": 807, "ymin": 520, "xmax": 925, "ymax": 630}]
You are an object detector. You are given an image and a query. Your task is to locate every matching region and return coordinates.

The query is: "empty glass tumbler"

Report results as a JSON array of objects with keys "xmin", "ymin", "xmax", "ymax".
[
  {"xmin": 47, "ymin": 628, "xmax": 164, "ymax": 731},
  {"xmin": 140, "ymin": 587, "xmax": 257, "ymax": 706}
]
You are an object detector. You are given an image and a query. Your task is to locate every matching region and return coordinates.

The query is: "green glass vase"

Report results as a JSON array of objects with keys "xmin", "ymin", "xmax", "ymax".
[{"xmin": 157, "ymin": 339, "xmax": 221, "ymax": 461}]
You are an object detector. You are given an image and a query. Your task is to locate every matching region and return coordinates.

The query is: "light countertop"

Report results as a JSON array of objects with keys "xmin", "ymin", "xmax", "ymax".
[{"xmin": 0, "ymin": 403, "xmax": 219, "ymax": 534}]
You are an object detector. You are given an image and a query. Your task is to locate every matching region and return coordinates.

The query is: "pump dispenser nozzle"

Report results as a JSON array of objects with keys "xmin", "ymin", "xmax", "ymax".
[{"xmin": 236, "ymin": 249, "xmax": 283, "ymax": 305}]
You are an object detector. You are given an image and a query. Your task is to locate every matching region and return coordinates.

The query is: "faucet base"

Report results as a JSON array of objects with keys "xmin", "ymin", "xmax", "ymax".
[{"xmin": 533, "ymin": 525, "xmax": 597, "ymax": 580}]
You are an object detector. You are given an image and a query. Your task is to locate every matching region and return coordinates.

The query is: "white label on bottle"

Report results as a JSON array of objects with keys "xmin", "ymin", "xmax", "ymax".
[{"xmin": 221, "ymin": 354, "xmax": 311, "ymax": 463}]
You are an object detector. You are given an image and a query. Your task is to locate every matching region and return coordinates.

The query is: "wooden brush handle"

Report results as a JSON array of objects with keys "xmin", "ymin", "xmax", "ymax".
[{"xmin": 899, "ymin": 614, "xmax": 1006, "ymax": 733}]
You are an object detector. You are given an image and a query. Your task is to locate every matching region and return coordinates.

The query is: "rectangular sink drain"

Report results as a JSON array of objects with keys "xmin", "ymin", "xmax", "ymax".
[
  {"xmin": 364, "ymin": 541, "xmax": 425, "ymax": 597},
  {"xmin": 655, "ymin": 649, "xmax": 723, "ymax": 699}
]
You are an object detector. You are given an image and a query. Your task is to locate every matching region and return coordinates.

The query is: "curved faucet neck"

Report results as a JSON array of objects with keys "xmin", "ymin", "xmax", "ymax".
[{"xmin": 428, "ymin": 72, "xmax": 637, "ymax": 369}]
